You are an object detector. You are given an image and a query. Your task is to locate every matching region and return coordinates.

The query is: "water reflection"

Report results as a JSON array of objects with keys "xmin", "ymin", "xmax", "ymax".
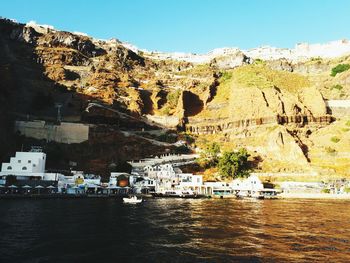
[{"xmin": 0, "ymin": 199, "xmax": 350, "ymax": 262}]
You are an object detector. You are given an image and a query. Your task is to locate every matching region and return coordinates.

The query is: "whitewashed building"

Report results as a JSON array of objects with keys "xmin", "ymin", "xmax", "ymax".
[
  {"xmin": 204, "ymin": 181, "xmax": 232, "ymax": 196},
  {"xmin": 231, "ymin": 175, "xmax": 278, "ymax": 198},
  {"xmin": 0, "ymin": 149, "xmax": 64, "ymax": 183}
]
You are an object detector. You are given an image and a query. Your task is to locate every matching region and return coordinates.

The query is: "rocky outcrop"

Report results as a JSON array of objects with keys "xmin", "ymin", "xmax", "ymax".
[
  {"xmin": 266, "ymin": 59, "xmax": 293, "ymax": 72},
  {"xmin": 35, "ymin": 47, "xmax": 90, "ymax": 66},
  {"xmin": 10, "ymin": 25, "xmax": 40, "ymax": 44},
  {"xmin": 228, "ymin": 85, "xmax": 327, "ymax": 121},
  {"xmin": 107, "ymin": 45, "xmax": 145, "ymax": 70},
  {"xmin": 210, "ymin": 50, "xmax": 251, "ymax": 69},
  {"xmin": 37, "ymin": 31, "xmax": 105, "ymax": 57},
  {"xmin": 266, "ymin": 126, "xmax": 308, "ymax": 164},
  {"xmin": 298, "ymin": 87, "xmax": 327, "ymax": 116},
  {"xmin": 293, "ymin": 61, "xmax": 331, "ymax": 75},
  {"xmin": 150, "ymin": 88, "xmax": 166, "ymax": 110}
]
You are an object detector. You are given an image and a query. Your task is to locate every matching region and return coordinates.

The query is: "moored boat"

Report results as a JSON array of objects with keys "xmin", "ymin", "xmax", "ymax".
[{"xmin": 123, "ymin": 196, "xmax": 143, "ymax": 203}]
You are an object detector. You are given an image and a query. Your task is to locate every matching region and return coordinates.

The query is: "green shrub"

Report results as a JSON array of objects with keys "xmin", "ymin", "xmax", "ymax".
[
  {"xmin": 344, "ymin": 187, "xmax": 350, "ymax": 193},
  {"xmin": 345, "ymin": 120, "xmax": 350, "ymax": 127},
  {"xmin": 218, "ymin": 148, "xmax": 250, "ymax": 179},
  {"xmin": 253, "ymin": 58, "xmax": 265, "ymax": 65},
  {"xmin": 325, "ymin": 146, "xmax": 337, "ymax": 154},
  {"xmin": 321, "ymin": 188, "xmax": 330, "ymax": 194},
  {"xmin": 161, "ymin": 106, "xmax": 171, "ymax": 115},
  {"xmin": 166, "ymin": 90, "xmax": 181, "ymax": 108},
  {"xmin": 331, "ymin": 84, "xmax": 343, "ymax": 90},
  {"xmin": 331, "ymin": 64, "xmax": 350, "ymax": 77},
  {"xmin": 341, "ymin": 128, "xmax": 350, "ymax": 132},
  {"xmin": 199, "ymin": 142, "xmax": 221, "ymax": 168},
  {"xmin": 330, "ymin": 136, "xmax": 340, "ymax": 143},
  {"xmin": 310, "ymin": 57, "xmax": 322, "ymax": 62},
  {"xmin": 219, "ymin": 71, "xmax": 232, "ymax": 82}
]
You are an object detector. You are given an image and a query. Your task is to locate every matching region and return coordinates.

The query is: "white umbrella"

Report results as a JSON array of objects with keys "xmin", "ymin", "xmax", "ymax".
[
  {"xmin": 8, "ymin": 185, "xmax": 17, "ymax": 188},
  {"xmin": 0, "ymin": 185, "xmax": 4, "ymax": 188},
  {"xmin": 46, "ymin": 185, "xmax": 56, "ymax": 189},
  {"xmin": 22, "ymin": 185, "xmax": 32, "ymax": 189}
]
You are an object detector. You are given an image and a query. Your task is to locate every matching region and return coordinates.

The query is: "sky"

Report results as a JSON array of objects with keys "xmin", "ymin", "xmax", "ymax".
[{"xmin": 1, "ymin": 0, "xmax": 350, "ymax": 53}]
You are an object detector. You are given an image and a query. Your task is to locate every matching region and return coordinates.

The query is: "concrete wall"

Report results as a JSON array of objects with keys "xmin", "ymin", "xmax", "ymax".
[{"xmin": 15, "ymin": 121, "xmax": 89, "ymax": 144}]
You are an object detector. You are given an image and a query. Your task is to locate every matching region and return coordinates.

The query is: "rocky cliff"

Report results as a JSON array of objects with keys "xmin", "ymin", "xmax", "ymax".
[{"xmin": 0, "ymin": 18, "xmax": 349, "ymax": 177}]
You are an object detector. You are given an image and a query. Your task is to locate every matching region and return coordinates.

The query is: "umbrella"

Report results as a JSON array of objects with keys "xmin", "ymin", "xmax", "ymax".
[
  {"xmin": 22, "ymin": 185, "xmax": 32, "ymax": 189},
  {"xmin": 8, "ymin": 185, "xmax": 17, "ymax": 188},
  {"xmin": 46, "ymin": 185, "xmax": 56, "ymax": 189},
  {"xmin": 0, "ymin": 185, "xmax": 5, "ymax": 188}
]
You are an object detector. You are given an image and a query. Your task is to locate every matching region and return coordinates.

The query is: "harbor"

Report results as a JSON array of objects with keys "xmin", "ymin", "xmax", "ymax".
[
  {"xmin": 2, "ymin": 147, "xmax": 350, "ymax": 200},
  {"xmin": 0, "ymin": 147, "xmax": 281, "ymax": 200}
]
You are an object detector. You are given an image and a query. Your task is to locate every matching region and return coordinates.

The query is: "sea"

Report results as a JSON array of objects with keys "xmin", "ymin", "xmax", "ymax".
[{"xmin": 0, "ymin": 198, "xmax": 350, "ymax": 262}]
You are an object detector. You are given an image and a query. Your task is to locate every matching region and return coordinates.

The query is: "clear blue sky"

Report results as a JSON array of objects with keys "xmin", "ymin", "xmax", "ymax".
[{"xmin": 2, "ymin": 0, "xmax": 350, "ymax": 53}]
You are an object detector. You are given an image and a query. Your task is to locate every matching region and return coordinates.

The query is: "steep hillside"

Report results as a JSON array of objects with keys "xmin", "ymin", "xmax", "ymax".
[{"xmin": 0, "ymin": 18, "xmax": 349, "ymax": 177}]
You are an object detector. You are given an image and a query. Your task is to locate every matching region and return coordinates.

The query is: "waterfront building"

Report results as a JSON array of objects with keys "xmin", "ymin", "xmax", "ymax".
[
  {"xmin": 178, "ymin": 173, "xmax": 203, "ymax": 193},
  {"xmin": 129, "ymin": 175, "xmax": 156, "ymax": 193},
  {"xmin": 57, "ymin": 171, "xmax": 102, "ymax": 194},
  {"xmin": 204, "ymin": 181, "xmax": 232, "ymax": 196},
  {"xmin": 0, "ymin": 148, "xmax": 65, "ymax": 185},
  {"xmin": 231, "ymin": 175, "xmax": 278, "ymax": 198}
]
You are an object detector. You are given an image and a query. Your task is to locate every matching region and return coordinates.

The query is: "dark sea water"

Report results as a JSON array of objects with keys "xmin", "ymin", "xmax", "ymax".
[{"xmin": 0, "ymin": 198, "xmax": 350, "ymax": 263}]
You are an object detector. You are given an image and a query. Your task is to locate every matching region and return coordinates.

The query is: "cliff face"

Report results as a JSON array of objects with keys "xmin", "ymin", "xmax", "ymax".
[{"xmin": 1, "ymin": 18, "xmax": 349, "ymax": 176}]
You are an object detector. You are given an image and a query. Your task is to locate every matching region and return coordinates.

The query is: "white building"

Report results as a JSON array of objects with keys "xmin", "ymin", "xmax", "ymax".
[
  {"xmin": 231, "ymin": 175, "xmax": 264, "ymax": 192},
  {"xmin": 0, "ymin": 149, "xmax": 64, "ymax": 183},
  {"xmin": 231, "ymin": 175, "xmax": 278, "ymax": 198},
  {"xmin": 204, "ymin": 181, "xmax": 232, "ymax": 196},
  {"xmin": 178, "ymin": 173, "xmax": 202, "ymax": 188}
]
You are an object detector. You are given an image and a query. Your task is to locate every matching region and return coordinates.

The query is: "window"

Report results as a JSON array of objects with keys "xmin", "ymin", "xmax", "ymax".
[
  {"xmin": 18, "ymin": 160, "xmax": 21, "ymax": 163},
  {"xmin": 28, "ymin": 160, "xmax": 31, "ymax": 163},
  {"xmin": 7, "ymin": 166, "xmax": 12, "ymax": 170},
  {"xmin": 22, "ymin": 166, "xmax": 27, "ymax": 170},
  {"xmin": 33, "ymin": 164, "xmax": 36, "ymax": 167}
]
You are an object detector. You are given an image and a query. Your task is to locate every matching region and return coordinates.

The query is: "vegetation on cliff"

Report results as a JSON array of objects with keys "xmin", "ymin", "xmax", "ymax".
[
  {"xmin": 330, "ymin": 64, "xmax": 350, "ymax": 77},
  {"xmin": 218, "ymin": 148, "xmax": 250, "ymax": 179}
]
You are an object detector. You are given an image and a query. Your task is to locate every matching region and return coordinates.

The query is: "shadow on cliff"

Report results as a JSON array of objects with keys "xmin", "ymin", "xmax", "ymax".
[
  {"xmin": 0, "ymin": 21, "xmax": 167, "ymax": 177},
  {"xmin": 183, "ymin": 91, "xmax": 204, "ymax": 117}
]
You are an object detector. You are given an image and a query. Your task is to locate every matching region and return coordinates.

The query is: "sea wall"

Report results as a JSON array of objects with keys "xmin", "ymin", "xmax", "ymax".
[{"xmin": 15, "ymin": 120, "xmax": 89, "ymax": 144}]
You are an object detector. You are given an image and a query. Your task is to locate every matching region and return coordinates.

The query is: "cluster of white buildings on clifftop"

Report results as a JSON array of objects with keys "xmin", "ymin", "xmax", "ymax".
[{"xmin": 139, "ymin": 39, "xmax": 350, "ymax": 64}]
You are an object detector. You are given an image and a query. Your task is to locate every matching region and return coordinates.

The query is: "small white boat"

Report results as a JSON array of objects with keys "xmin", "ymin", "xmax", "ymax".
[{"xmin": 123, "ymin": 196, "xmax": 143, "ymax": 204}]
